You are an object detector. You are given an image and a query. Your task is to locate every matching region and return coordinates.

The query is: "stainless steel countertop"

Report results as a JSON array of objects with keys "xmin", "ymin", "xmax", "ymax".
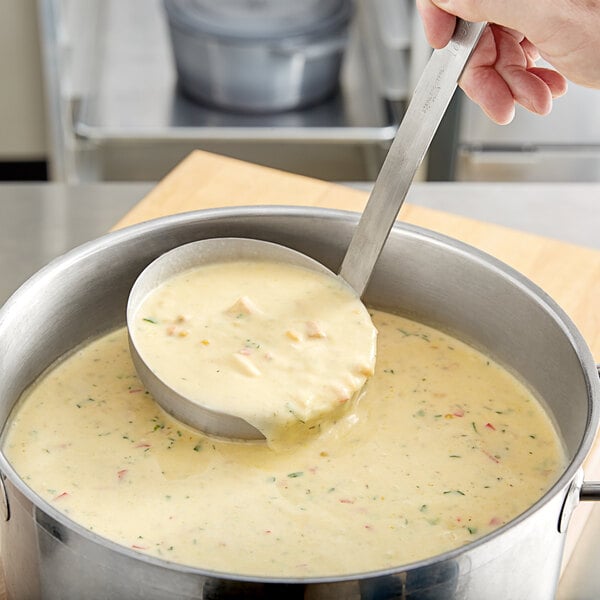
[{"xmin": 1, "ymin": 181, "xmax": 599, "ymax": 598}]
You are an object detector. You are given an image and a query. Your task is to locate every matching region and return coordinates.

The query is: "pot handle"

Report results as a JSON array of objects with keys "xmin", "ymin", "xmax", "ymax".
[
  {"xmin": 578, "ymin": 364, "xmax": 600, "ymax": 502},
  {"xmin": 580, "ymin": 483, "xmax": 600, "ymax": 501}
]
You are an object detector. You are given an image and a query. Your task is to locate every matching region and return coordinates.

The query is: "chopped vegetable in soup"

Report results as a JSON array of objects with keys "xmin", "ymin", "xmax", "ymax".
[
  {"xmin": 131, "ymin": 260, "xmax": 377, "ymax": 443},
  {"xmin": 3, "ymin": 311, "xmax": 565, "ymax": 577}
]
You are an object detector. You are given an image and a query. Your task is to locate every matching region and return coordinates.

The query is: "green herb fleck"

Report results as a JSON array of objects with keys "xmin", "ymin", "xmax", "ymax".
[
  {"xmin": 287, "ymin": 471, "xmax": 304, "ymax": 478},
  {"xmin": 285, "ymin": 403, "xmax": 305, "ymax": 424},
  {"xmin": 143, "ymin": 317, "xmax": 158, "ymax": 324},
  {"xmin": 76, "ymin": 397, "xmax": 95, "ymax": 409}
]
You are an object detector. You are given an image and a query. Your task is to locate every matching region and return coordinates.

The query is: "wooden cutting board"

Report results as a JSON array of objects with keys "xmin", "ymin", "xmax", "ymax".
[
  {"xmin": 115, "ymin": 150, "xmax": 600, "ymax": 571},
  {"xmin": 2, "ymin": 151, "xmax": 597, "ymax": 597}
]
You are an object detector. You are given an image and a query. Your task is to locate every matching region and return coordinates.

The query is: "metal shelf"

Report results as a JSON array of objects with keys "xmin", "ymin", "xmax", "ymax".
[
  {"xmin": 39, "ymin": 0, "xmax": 404, "ymax": 181},
  {"xmin": 75, "ymin": 0, "xmax": 397, "ymax": 140}
]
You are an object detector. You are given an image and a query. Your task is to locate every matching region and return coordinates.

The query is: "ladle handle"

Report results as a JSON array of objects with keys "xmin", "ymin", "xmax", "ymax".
[{"xmin": 339, "ymin": 19, "xmax": 487, "ymax": 296}]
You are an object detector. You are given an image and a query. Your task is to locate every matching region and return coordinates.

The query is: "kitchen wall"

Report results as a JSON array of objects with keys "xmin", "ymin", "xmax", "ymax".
[{"xmin": 0, "ymin": 0, "xmax": 47, "ymax": 178}]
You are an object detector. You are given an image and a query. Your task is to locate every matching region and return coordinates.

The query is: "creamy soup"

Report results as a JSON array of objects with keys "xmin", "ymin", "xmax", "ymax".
[
  {"xmin": 3, "ymin": 311, "xmax": 566, "ymax": 577},
  {"xmin": 131, "ymin": 260, "xmax": 377, "ymax": 443}
]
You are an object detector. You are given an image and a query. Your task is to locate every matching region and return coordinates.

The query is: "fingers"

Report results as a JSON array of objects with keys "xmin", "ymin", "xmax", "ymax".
[
  {"xmin": 528, "ymin": 67, "xmax": 568, "ymax": 98},
  {"xmin": 458, "ymin": 26, "xmax": 565, "ymax": 124},
  {"xmin": 492, "ymin": 27, "xmax": 554, "ymax": 117},
  {"xmin": 520, "ymin": 38, "xmax": 540, "ymax": 65},
  {"xmin": 460, "ymin": 64, "xmax": 517, "ymax": 125},
  {"xmin": 415, "ymin": 7, "xmax": 567, "ymax": 125},
  {"xmin": 456, "ymin": 27, "xmax": 513, "ymax": 124},
  {"xmin": 415, "ymin": 0, "xmax": 456, "ymax": 48}
]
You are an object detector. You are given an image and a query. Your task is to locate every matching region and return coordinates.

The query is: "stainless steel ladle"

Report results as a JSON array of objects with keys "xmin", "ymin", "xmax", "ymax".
[{"xmin": 127, "ymin": 19, "xmax": 487, "ymax": 441}]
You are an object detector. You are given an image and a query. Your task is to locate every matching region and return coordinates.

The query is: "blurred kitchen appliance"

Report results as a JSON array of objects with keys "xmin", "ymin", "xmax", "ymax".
[
  {"xmin": 38, "ymin": 0, "xmax": 429, "ymax": 182},
  {"xmin": 163, "ymin": 0, "xmax": 353, "ymax": 113}
]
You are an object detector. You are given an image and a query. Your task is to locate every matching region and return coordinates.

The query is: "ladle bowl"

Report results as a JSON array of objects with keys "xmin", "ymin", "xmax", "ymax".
[{"xmin": 127, "ymin": 237, "xmax": 350, "ymax": 440}]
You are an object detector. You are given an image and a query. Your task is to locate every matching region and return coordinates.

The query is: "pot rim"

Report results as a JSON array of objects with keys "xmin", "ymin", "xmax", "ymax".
[{"xmin": 1, "ymin": 205, "xmax": 598, "ymax": 583}]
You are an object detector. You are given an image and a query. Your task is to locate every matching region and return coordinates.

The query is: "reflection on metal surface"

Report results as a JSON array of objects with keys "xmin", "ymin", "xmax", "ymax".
[
  {"xmin": 0, "ymin": 473, "xmax": 9, "ymax": 522},
  {"xmin": 558, "ymin": 469, "xmax": 584, "ymax": 534}
]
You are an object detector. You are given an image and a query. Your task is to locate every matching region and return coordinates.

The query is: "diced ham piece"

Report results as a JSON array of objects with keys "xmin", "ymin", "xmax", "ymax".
[
  {"xmin": 306, "ymin": 321, "xmax": 326, "ymax": 339},
  {"xmin": 226, "ymin": 296, "xmax": 261, "ymax": 316},
  {"xmin": 357, "ymin": 363, "xmax": 374, "ymax": 377},
  {"xmin": 233, "ymin": 353, "xmax": 262, "ymax": 377},
  {"xmin": 333, "ymin": 384, "xmax": 351, "ymax": 403}
]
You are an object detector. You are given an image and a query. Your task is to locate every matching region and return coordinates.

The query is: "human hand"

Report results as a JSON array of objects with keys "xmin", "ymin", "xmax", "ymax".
[{"xmin": 416, "ymin": 0, "xmax": 600, "ymax": 124}]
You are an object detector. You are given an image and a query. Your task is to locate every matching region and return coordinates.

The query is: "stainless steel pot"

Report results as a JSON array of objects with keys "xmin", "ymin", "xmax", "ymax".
[
  {"xmin": 1, "ymin": 206, "xmax": 599, "ymax": 599},
  {"xmin": 163, "ymin": 0, "xmax": 352, "ymax": 112}
]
